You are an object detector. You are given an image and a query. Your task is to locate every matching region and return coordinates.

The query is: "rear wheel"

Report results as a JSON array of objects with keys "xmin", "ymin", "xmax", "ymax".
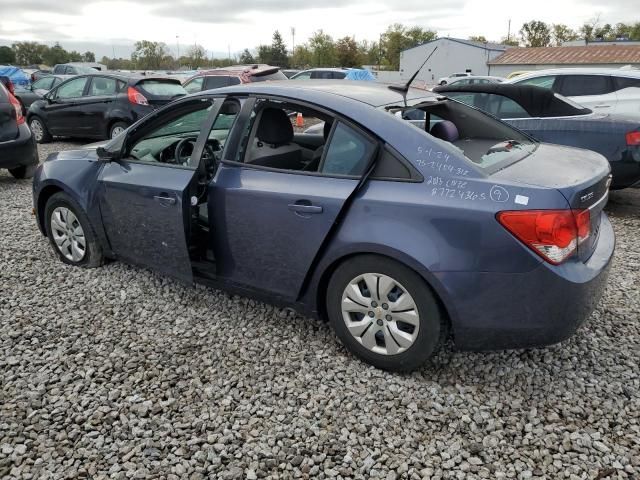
[
  {"xmin": 9, "ymin": 164, "xmax": 37, "ymax": 179},
  {"xmin": 327, "ymin": 255, "xmax": 445, "ymax": 372},
  {"xmin": 29, "ymin": 117, "xmax": 51, "ymax": 143},
  {"xmin": 109, "ymin": 121, "xmax": 128, "ymax": 139},
  {"xmin": 439, "ymin": 80, "xmax": 447, "ymax": 86},
  {"xmin": 44, "ymin": 192, "xmax": 103, "ymax": 268}
]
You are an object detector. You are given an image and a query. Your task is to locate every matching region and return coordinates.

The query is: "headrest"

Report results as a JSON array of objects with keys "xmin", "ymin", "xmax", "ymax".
[
  {"xmin": 430, "ymin": 120, "xmax": 459, "ymax": 143},
  {"xmin": 257, "ymin": 108, "xmax": 293, "ymax": 146}
]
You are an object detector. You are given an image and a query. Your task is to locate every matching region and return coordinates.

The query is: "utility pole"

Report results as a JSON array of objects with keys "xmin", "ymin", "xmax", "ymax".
[
  {"xmin": 176, "ymin": 35, "xmax": 180, "ymax": 60},
  {"xmin": 291, "ymin": 27, "xmax": 296, "ymax": 57},
  {"xmin": 507, "ymin": 19, "xmax": 511, "ymax": 43}
]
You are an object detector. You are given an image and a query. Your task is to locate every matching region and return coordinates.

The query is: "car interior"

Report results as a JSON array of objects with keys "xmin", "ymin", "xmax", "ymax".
[{"xmin": 394, "ymin": 99, "xmax": 537, "ymax": 169}]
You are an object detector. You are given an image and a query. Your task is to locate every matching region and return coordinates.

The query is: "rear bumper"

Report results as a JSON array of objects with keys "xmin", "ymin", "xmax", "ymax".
[
  {"xmin": 0, "ymin": 123, "xmax": 38, "ymax": 169},
  {"xmin": 435, "ymin": 214, "xmax": 615, "ymax": 351}
]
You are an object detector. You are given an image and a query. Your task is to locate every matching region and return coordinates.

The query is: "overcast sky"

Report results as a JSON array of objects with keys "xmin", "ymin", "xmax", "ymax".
[{"xmin": 0, "ymin": 0, "xmax": 636, "ymax": 59}]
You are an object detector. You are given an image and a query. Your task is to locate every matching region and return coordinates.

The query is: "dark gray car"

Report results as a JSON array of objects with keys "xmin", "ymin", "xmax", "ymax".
[{"xmin": 13, "ymin": 75, "xmax": 73, "ymax": 114}]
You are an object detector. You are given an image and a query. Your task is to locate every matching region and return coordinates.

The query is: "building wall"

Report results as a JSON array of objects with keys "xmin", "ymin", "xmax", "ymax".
[
  {"xmin": 487, "ymin": 63, "xmax": 640, "ymax": 77},
  {"xmin": 400, "ymin": 39, "xmax": 505, "ymax": 84}
]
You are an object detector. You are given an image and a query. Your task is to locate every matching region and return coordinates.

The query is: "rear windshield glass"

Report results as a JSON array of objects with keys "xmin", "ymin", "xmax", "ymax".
[
  {"xmin": 138, "ymin": 80, "xmax": 187, "ymax": 97},
  {"xmin": 391, "ymin": 99, "xmax": 537, "ymax": 171},
  {"xmin": 250, "ymin": 71, "xmax": 288, "ymax": 82}
]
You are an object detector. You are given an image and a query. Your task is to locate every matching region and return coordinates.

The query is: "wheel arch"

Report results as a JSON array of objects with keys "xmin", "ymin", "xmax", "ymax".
[
  {"xmin": 106, "ymin": 118, "xmax": 129, "ymax": 139},
  {"xmin": 310, "ymin": 247, "xmax": 458, "ymax": 339},
  {"xmin": 36, "ymin": 184, "xmax": 65, "ymax": 235}
]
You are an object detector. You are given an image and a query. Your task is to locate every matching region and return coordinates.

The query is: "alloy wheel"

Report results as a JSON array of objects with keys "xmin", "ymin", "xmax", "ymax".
[
  {"xmin": 110, "ymin": 126, "xmax": 125, "ymax": 138},
  {"xmin": 30, "ymin": 119, "xmax": 44, "ymax": 142},
  {"xmin": 50, "ymin": 207, "xmax": 86, "ymax": 262},
  {"xmin": 341, "ymin": 273, "xmax": 420, "ymax": 355}
]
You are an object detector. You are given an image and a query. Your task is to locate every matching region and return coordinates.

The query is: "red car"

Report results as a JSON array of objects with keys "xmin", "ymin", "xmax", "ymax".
[{"xmin": 182, "ymin": 64, "xmax": 287, "ymax": 93}]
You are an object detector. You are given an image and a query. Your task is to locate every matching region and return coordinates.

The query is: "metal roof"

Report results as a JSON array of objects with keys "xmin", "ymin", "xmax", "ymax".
[{"xmin": 488, "ymin": 45, "xmax": 640, "ymax": 65}]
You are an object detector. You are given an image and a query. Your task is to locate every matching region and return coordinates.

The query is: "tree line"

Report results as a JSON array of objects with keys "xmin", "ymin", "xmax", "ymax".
[{"xmin": 1, "ymin": 18, "xmax": 639, "ymax": 71}]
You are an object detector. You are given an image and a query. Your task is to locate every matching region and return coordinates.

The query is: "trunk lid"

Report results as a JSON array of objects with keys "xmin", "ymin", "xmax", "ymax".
[
  {"xmin": 493, "ymin": 143, "xmax": 611, "ymax": 262},
  {"xmin": 134, "ymin": 78, "xmax": 187, "ymax": 107}
]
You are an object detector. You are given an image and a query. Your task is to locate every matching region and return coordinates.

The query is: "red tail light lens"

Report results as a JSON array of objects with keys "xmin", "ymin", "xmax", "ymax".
[
  {"xmin": 127, "ymin": 86, "xmax": 149, "ymax": 106},
  {"xmin": 9, "ymin": 93, "xmax": 25, "ymax": 125},
  {"xmin": 626, "ymin": 131, "xmax": 640, "ymax": 146},
  {"xmin": 497, "ymin": 209, "xmax": 590, "ymax": 265}
]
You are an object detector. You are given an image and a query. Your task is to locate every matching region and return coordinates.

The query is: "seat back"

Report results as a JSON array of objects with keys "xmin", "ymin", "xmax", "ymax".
[{"xmin": 248, "ymin": 107, "xmax": 303, "ymax": 169}]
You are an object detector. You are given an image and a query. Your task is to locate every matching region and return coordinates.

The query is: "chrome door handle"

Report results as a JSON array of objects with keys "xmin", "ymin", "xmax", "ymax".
[
  {"xmin": 288, "ymin": 203, "xmax": 323, "ymax": 214},
  {"xmin": 154, "ymin": 194, "xmax": 176, "ymax": 206}
]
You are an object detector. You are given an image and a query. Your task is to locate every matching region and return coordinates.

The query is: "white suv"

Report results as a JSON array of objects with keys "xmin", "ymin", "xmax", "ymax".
[
  {"xmin": 507, "ymin": 68, "xmax": 640, "ymax": 119},
  {"xmin": 437, "ymin": 72, "xmax": 471, "ymax": 86}
]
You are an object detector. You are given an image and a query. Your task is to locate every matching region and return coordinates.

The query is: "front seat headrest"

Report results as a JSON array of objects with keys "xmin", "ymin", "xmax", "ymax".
[
  {"xmin": 430, "ymin": 120, "xmax": 459, "ymax": 143},
  {"xmin": 257, "ymin": 108, "xmax": 293, "ymax": 146}
]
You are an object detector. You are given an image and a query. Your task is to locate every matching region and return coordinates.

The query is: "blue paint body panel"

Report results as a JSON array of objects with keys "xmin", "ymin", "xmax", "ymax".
[{"xmin": 32, "ymin": 81, "xmax": 616, "ymax": 352}]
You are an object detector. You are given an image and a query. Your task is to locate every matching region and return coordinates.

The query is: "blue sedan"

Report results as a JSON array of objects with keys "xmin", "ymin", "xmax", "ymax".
[{"xmin": 32, "ymin": 81, "xmax": 615, "ymax": 371}]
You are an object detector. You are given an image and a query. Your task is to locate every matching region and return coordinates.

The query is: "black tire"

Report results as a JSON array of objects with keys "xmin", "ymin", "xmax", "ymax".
[
  {"xmin": 327, "ymin": 255, "xmax": 446, "ymax": 372},
  {"xmin": 9, "ymin": 164, "xmax": 37, "ymax": 179},
  {"xmin": 439, "ymin": 80, "xmax": 447, "ymax": 86},
  {"xmin": 44, "ymin": 192, "xmax": 104, "ymax": 268},
  {"xmin": 109, "ymin": 121, "xmax": 129, "ymax": 139},
  {"xmin": 29, "ymin": 116, "xmax": 52, "ymax": 143}
]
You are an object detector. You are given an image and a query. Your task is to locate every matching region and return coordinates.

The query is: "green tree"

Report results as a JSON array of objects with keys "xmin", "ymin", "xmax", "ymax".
[
  {"xmin": 131, "ymin": 40, "xmax": 169, "ymax": 69},
  {"xmin": 257, "ymin": 45, "xmax": 273, "ymax": 64},
  {"xmin": 42, "ymin": 43, "xmax": 69, "ymax": 66},
  {"xmin": 270, "ymin": 30, "xmax": 288, "ymax": 67},
  {"xmin": 82, "ymin": 51, "xmax": 96, "ymax": 62},
  {"xmin": 290, "ymin": 44, "xmax": 312, "ymax": 68},
  {"xmin": 309, "ymin": 30, "xmax": 336, "ymax": 67},
  {"xmin": 187, "ymin": 44, "xmax": 207, "ymax": 68},
  {"xmin": 468, "ymin": 35, "xmax": 488, "ymax": 43},
  {"xmin": 11, "ymin": 41, "xmax": 48, "ymax": 65},
  {"xmin": 551, "ymin": 24, "xmax": 578, "ymax": 46},
  {"xmin": 0, "ymin": 46, "xmax": 16, "ymax": 64},
  {"xmin": 500, "ymin": 36, "xmax": 520, "ymax": 47},
  {"xmin": 519, "ymin": 20, "xmax": 552, "ymax": 47},
  {"xmin": 239, "ymin": 48, "xmax": 255, "ymax": 64},
  {"xmin": 381, "ymin": 24, "xmax": 437, "ymax": 70},
  {"xmin": 335, "ymin": 36, "xmax": 362, "ymax": 67}
]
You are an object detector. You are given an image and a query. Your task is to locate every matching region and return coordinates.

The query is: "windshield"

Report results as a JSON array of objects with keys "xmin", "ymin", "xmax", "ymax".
[
  {"xmin": 390, "ymin": 98, "xmax": 538, "ymax": 171},
  {"xmin": 251, "ymin": 71, "xmax": 288, "ymax": 82},
  {"xmin": 138, "ymin": 80, "xmax": 187, "ymax": 97}
]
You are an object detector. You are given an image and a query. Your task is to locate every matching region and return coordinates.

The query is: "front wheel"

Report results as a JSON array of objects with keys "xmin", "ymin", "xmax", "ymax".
[
  {"xmin": 44, "ymin": 192, "xmax": 103, "ymax": 268},
  {"xmin": 29, "ymin": 117, "xmax": 52, "ymax": 143},
  {"xmin": 327, "ymin": 255, "xmax": 446, "ymax": 372},
  {"xmin": 439, "ymin": 80, "xmax": 447, "ymax": 86},
  {"xmin": 109, "ymin": 121, "xmax": 128, "ymax": 139}
]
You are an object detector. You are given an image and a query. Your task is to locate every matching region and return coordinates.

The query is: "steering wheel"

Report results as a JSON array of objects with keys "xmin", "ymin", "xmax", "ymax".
[{"xmin": 174, "ymin": 137, "xmax": 198, "ymax": 166}]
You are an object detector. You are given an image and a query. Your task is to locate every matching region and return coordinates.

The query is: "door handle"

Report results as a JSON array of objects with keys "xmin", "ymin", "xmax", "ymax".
[
  {"xmin": 154, "ymin": 194, "xmax": 176, "ymax": 206},
  {"xmin": 594, "ymin": 104, "xmax": 610, "ymax": 108},
  {"xmin": 288, "ymin": 201, "xmax": 323, "ymax": 214}
]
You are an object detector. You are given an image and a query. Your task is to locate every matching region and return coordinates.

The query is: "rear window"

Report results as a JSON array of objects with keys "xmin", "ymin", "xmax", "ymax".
[
  {"xmin": 516, "ymin": 75, "xmax": 557, "ymax": 89},
  {"xmin": 392, "ymin": 99, "xmax": 537, "ymax": 171},
  {"xmin": 250, "ymin": 70, "xmax": 288, "ymax": 82},
  {"xmin": 138, "ymin": 80, "xmax": 186, "ymax": 97},
  {"xmin": 613, "ymin": 76, "xmax": 640, "ymax": 91}
]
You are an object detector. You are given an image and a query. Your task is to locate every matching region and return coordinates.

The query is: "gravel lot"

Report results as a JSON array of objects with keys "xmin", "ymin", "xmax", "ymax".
[{"xmin": 1, "ymin": 142, "xmax": 639, "ymax": 479}]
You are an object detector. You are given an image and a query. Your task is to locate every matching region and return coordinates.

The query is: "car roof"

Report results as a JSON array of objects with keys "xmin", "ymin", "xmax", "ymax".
[
  {"xmin": 201, "ymin": 79, "xmax": 435, "ymax": 107},
  {"xmin": 195, "ymin": 64, "xmax": 279, "ymax": 75},
  {"xmin": 510, "ymin": 67, "xmax": 640, "ymax": 79},
  {"xmin": 298, "ymin": 67, "xmax": 349, "ymax": 72},
  {"xmin": 434, "ymin": 83, "xmax": 590, "ymax": 117}
]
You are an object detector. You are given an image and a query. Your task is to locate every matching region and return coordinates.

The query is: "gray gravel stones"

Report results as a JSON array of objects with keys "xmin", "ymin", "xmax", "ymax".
[{"xmin": 0, "ymin": 143, "xmax": 639, "ymax": 479}]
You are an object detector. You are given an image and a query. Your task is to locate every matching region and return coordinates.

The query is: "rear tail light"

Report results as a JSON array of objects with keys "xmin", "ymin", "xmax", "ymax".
[
  {"xmin": 497, "ymin": 209, "xmax": 590, "ymax": 265},
  {"xmin": 9, "ymin": 93, "xmax": 25, "ymax": 126},
  {"xmin": 5, "ymin": 79, "xmax": 15, "ymax": 95},
  {"xmin": 626, "ymin": 131, "xmax": 640, "ymax": 146},
  {"xmin": 127, "ymin": 86, "xmax": 149, "ymax": 106}
]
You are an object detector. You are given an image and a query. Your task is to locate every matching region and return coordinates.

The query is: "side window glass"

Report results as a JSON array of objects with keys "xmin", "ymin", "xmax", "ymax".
[
  {"xmin": 321, "ymin": 122, "xmax": 377, "ymax": 176},
  {"xmin": 294, "ymin": 71, "xmax": 312, "ymax": 80},
  {"xmin": 333, "ymin": 71, "xmax": 346, "ymax": 79},
  {"xmin": 128, "ymin": 102, "xmax": 214, "ymax": 167},
  {"xmin": 613, "ymin": 76, "xmax": 640, "ymax": 91},
  {"xmin": 52, "ymin": 77, "xmax": 63, "ymax": 87},
  {"xmin": 204, "ymin": 76, "xmax": 233, "ymax": 90},
  {"xmin": 56, "ymin": 77, "xmax": 88, "ymax": 99},
  {"xmin": 184, "ymin": 77, "xmax": 204, "ymax": 93},
  {"xmin": 518, "ymin": 76, "xmax": 556, "ymax": 89},
  {"xmin": 88, "ymin": 77, "xmax": 118, "ymax": 96},
  {"xmin": 228, "ymin": 77, "xmax": 241, "ymax": 86},
  {"xmin": 492, "ymin": 95, "xmax": 529, "ymax": 118},
  {"xmin": 559, "ymin": 75, "xmax": 612, "ymax": 96}
]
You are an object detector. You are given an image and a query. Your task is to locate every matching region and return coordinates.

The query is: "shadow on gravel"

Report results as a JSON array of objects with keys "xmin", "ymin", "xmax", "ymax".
[{"xmin": 606, "ymin": 187, "xmax": 640, "ymax": 218}]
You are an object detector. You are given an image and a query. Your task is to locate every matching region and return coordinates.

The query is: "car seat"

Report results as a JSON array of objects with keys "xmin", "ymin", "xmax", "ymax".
[
  {"xmin": 248, "ymin": 108, "xmax": 303, "ymax": 170},
  {"xmin": 430, "ymin": 120, "xmax": 460, "ymax": 143}
]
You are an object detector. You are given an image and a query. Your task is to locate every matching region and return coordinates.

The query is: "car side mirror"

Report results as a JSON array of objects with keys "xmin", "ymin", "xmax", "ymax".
[{"xmin": 97, "ymin": 146, "xmax": 121, "ymax": 161}]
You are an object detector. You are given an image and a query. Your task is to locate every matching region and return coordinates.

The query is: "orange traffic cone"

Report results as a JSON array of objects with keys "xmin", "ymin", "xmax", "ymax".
[{"xmin": 296, "ymin": 112, "xmax": 304, "ymax": 127}]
